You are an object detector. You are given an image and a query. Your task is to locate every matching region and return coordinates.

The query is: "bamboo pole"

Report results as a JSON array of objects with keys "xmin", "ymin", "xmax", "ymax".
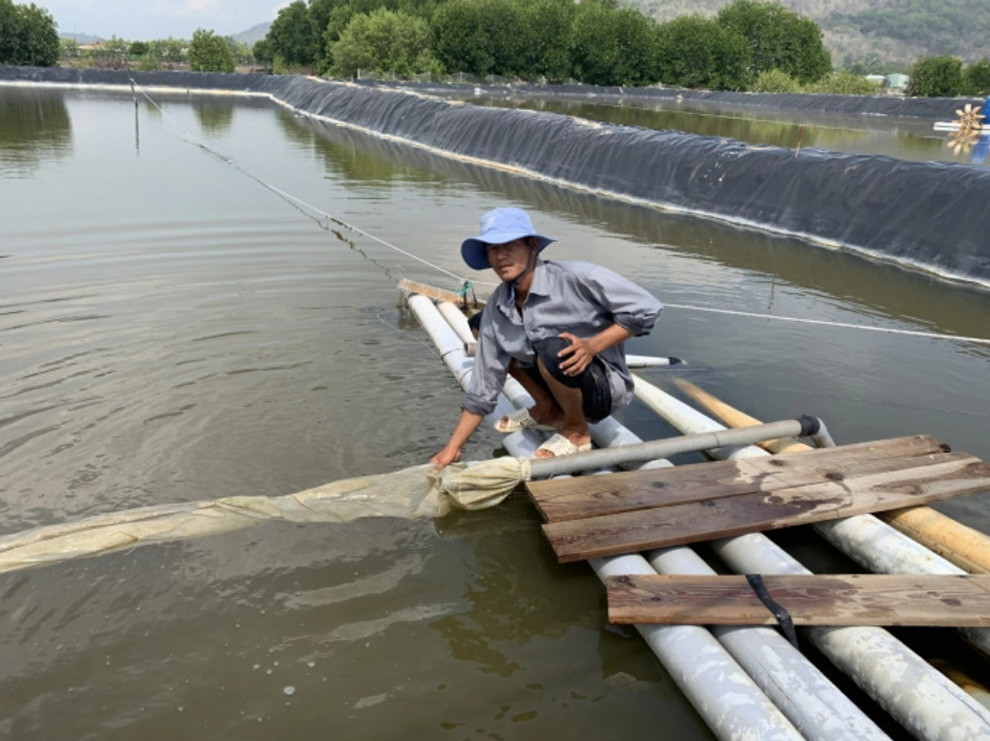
[{"xmin": 672, "ymin": 377, "xmax": 990, "ymax": 575}]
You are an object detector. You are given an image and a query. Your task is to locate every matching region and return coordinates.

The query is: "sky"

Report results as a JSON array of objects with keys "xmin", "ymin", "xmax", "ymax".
[{"xmin": 38, "ymin": 0, "xmax": 286, "ymax": 41}]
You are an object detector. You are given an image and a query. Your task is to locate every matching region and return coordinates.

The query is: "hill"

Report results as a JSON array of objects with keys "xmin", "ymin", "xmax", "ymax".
[
  {"xmin": 59, "ymin": 32, "xmax": 103, "ymax": 44},
  {"xmin": 631, "ymin": 0, "xmax": 990, "ymax": 67},
  {"xmin": 231, "ymin": 22, "xmax": 271, "ymax": 46}
]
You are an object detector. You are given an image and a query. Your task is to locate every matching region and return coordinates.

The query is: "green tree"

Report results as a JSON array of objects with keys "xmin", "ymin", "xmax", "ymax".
[
  {"xmin": 309, "ymin": 0, "xmax": 338, "ymax": 71},
  {"xmin": 59, "ymin": 36, "xmax": 79, "ymax": 61},
  {"xmin": 91, "ymin": 35, "xmax": 129, "ymax": 69},
  {"xmin": 656, "ymin": 15, "xmax": 751, "ymax": 91},
  {"xmin": 147, "ymin": 37, "xmax": 186, "ymax": 68},
  {"xmin": 136, "ymin": 51, "xmax": 162, "ymax": 71},
  {"xmin": 517, "ymin": 0, "xmax": 575, "ymax": 83},
  {"xmin": 570, "ymin": 0, "xmax": 660, "ymax": 87},
  {"xmin": 129, "ymin": 40, "xmax": 149, "ymax": 57},
  {"xmin": 806, "ymin": 70, "xmax": 882, "ymax": 95},
  {"xmin": 0, "ymin": 0, "xmax": 59, "ymax": 66},
  {"xmin": 330, "ymin": 7, "xmax": 435, "ymax": 77},
  {"xmin": 322, "ymin": 0, "xmax": 402, "ymax": 72},
  {"xmin": 963, "ymin": 58, "xmax": 990, "ymax": 96},
  {"xmin": 751, "ymin": 68, "xmax": 801, "ymax": 92},
  {"xmin": 907, "ymin": 55, "xmax": 963, "ymax": 97},
  {"xmin": 431, "ymin": 0, "xmax": 528, "ymax": 79},
  {"xmin": 716, "ymin": 0, "xmax": 830, "ymax": 84},
  {"xmin": 224, "ymin": 36, "xmax": 253, "ymax": 65},
  {"xmin": 253, "ymin": 38, "xmax": 273, "ymax": 65},
  {"xmin": 267, "ymin": 0, "xmax": 319, "ymax": 68},
  {"xmin": 188, "ymin": 28, "xmax": 235, "ymax": 72},
  {"xmin": 430, "ymin": 0, "xmax": 494, "ymax": 77}
]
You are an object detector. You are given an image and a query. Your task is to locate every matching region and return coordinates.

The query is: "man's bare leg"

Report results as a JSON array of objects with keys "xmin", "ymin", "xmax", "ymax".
[
  {"xmin": 533, "ymin": 357, "xmax": 591, "ymax": 457},
  {"xmin": 497, "ymin": 361, "xmax": 565, "ymax": 428}
]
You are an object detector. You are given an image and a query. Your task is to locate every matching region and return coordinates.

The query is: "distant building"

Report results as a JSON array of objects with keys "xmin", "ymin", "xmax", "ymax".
[{"xmin": 886, "ymin": 74, "xmax": 910, "ymax": 91}]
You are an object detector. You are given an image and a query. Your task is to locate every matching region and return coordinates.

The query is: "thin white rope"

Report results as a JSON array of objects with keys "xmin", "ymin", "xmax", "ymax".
[
  {"xmin": 130, "ymin": 80, "xmax": 493, "ymax": 288},
  {"xmin": 130, "ymin": 82, "xmax": 987, "ymax": 347},
  {"xmin": 664, "ymin": 302, "xmax": 990, "ymax": 346}
]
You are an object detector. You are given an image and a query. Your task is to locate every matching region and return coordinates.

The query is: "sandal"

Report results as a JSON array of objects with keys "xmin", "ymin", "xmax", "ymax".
[
  {"xmin": 534, "ymin": 433, "xmax": 592, "ymax": 458},
  {"xmin": 494, "ymin": 408, "xmax": 557, "ymax": 434}
]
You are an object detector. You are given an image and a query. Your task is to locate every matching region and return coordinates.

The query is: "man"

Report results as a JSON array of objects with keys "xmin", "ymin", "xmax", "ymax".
[{"xmin": 430, "ymin": 207, "xmax": 662, "ymax": 471}]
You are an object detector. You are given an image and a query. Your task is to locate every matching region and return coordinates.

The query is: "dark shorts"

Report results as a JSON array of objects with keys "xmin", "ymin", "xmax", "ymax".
[{"xmin": 523, "ymin": 336, "xmax": 612, "ymax": 423}]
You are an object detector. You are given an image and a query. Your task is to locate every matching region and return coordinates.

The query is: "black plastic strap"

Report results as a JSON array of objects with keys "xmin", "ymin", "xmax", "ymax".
[
  {"xmin": 796, "ymin": 414, "xmax": 821, "ymax": 438},
  {"xmin": 746, "ymin": 573, "xmax": 799, "ymax": 650}
]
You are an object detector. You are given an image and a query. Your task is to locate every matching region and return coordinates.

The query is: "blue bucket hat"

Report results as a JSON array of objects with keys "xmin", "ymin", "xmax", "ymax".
[{"xmin": 461, "ymin": 207, "xmax": 556, "ymax": 270}]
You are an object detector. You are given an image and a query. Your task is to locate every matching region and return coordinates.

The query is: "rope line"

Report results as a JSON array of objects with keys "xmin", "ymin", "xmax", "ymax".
[
  {"xmin": 664, "ymin": 302, "xmax": 990, "ymax": 346},
  {"xmin": 131, "ymin": 81, "xmax": 987, "ymax": 348},
  {"xmin": 129, "ymin": 79, "xmax": 492, "ymax": 289}
]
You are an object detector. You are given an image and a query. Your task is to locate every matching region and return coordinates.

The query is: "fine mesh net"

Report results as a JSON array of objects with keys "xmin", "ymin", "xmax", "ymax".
[{"xmin": 0, "ymin": 458, "xmax": 530, "ymax": 575}]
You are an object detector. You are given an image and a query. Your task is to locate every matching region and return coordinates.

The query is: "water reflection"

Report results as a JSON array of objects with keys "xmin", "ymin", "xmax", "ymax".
[
  {"xmin": 0, "ymin": 87, "xmax": 72, "ymax": 176},
  {"xmin": 275, "ymin": 109, "xmax": 448, "ymax": 188},
  {"xmin": 431, "ymin": 500, "xmax": 601, "ymax": 676},
  {"xmin": 192, "ymin": 98, "xmax": 235, "ymax": 137},
  {"xmin": 470, "ymin": 97, "xmax": 981, "ymax": 166},
  {"xmin": 287, "ymin": 112, "xmax": 990, "ymax": 348}
]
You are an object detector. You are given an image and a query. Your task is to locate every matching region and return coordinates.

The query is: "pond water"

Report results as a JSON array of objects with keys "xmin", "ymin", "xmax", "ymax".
[
  {"xmin": 469, "ymin": 95, "xmax": 990, "ymax": 166},
  {"xmin": 1, "ymin": 85, "xmax": 989, "ymax": 739}
]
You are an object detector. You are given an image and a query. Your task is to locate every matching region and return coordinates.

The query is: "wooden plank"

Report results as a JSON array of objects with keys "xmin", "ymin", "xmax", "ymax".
[
  {"xmin": 398, "ymin": 278, "xmax": 485, "ymax": 309},
  {"xmin": 527, "ymin": 435, "xmax": 951, "ymax": 523},
  {"xmin": 606, "ymin": 573, "xmax": 990, "ymax": 627},
  {"xmin": 543, "ymin": 455, "xmax": 990, "ymax": 562}
]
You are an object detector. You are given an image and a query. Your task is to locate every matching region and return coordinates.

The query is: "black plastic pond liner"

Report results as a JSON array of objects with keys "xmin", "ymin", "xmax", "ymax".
[
  {"xmin": 3, "ymin": 66, "xmax": 987, "ymax": 286},
  {"xmin": 369, "ymin": 79, "xmax": 983, "ymax": 121}
]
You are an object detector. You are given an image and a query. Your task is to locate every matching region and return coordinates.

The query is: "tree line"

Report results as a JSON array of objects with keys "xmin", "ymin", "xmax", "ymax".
[
  {"xmin": 258, "ymin": 0, "xmax": 832, "ymax": 90},
  {"xmin": 0, "ymin": 0, "xmax": 58, "ymax": 66},
  {"xmin": 908, "ymin": 56, "xmax": 990, "ymax": 97},
  {"xmin": 3, "ymin": 0, "xmax": 988, "ymax": 98},
  {"xmin": 58, "ymin": 32, "xmax": 251, "ymax": 72}
]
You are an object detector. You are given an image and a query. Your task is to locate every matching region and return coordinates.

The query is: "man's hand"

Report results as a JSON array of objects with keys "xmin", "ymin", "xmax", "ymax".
[
  {"xmin": 557, "ymin": 332, "xmax": 595, "ymax": 376},
  {"xmin": 430, "ymin": 444, "xmax": 462, "ymax": 473}
]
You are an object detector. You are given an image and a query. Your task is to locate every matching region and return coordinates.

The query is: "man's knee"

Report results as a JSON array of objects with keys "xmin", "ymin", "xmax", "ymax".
[{"xmin": 533, "ymin": 337, "xmax": 581, "ymax": 388}]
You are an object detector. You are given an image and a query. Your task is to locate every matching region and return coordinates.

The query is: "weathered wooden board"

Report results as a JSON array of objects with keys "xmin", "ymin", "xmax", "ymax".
[
  {"xmin": 543, "ymin": 454, "xmax": 990, "ymax": 562},
  {"xmin": 606, "ymin": 573, "xmax": 990, "ymax": 627},
  {"xmin": 399, "ymin": 278, "xmax": 485, "ymax": 308},
  {"xmin": 527, "ymin": 435, "xmax": 949, "ymax": 523}
]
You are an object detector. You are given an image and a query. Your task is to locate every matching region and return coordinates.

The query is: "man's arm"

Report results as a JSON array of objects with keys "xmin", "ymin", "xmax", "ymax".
[
  {"xmin": 557, "ymin": 324, "xmax": 633, "ymax": 376},
  {"xmin": 431, "ymin": 409, "xmax": 484, "ymax": 472}
]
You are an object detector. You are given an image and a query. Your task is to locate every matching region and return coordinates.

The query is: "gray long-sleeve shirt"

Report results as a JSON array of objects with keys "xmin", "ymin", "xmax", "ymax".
[{"xmin": 464, "ymin": 259, "xmax": 662, "ymax": 416}]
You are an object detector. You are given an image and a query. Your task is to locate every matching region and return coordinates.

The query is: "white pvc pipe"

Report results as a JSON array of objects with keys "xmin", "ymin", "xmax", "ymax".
[
  {"xmin": 647, "ymin": 546, "xmax": 888, "ymax": 741},
  {"xmin": 408, "ymin": 295, "xmax": 512, "ymax": 418},
  {"xmin": 633, "ymin": 376, "xmax": 990, "ymax": 739},
  {"xmin": 633, "ymin": 377, "xmax": 990, "ymax": 659},
  {"xmin": 410, "ymin": 292, "xmax": 884, "ymax": 740},
  {"xmin": 591, "ymin": 554, "xmax": 804, "ymax": 741},
  {"xmin": 437, "ymin": 300, "xmax": 476, "ymax": 349},
  {"xmin": 626, "ymin": 354, "xmax": 682, "ymax": 368}
]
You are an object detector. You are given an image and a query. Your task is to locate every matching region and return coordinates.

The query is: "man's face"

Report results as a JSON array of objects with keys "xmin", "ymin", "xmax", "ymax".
[{"xmin": 486, "ymin": 238, "xmax": 534, "ymax": 282}]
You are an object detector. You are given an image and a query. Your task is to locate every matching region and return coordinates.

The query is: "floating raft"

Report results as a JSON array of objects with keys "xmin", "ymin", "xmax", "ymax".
[
  {"xmin": 404, "ymin": 280, "xmax": 990, "ymax": 740},
  {"xmin": 527, "ymin": 435, "xmax": 990, "ymax": 562},
  {"xmin": 607, "ymin": 573, "xmax": 990, "ymax": 627}
]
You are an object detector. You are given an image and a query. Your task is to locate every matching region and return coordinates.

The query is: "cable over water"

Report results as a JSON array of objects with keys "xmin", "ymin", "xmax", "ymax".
[
  {"xmin": 130, "ymin": 78, "xmax": 487, "ymax": 292},
  {"xmin": 663, "ymin": 303, "xmax": 990, "ymax": 347},
  {"xmin": 118, "ymin": 76, "xmax": 990, "ymax": 353}
]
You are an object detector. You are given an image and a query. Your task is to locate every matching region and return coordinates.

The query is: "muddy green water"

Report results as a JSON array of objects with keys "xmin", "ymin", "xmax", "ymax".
[{"xmin": 1, "ymin": 85, "xmax": 989, "ymax": 739}]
